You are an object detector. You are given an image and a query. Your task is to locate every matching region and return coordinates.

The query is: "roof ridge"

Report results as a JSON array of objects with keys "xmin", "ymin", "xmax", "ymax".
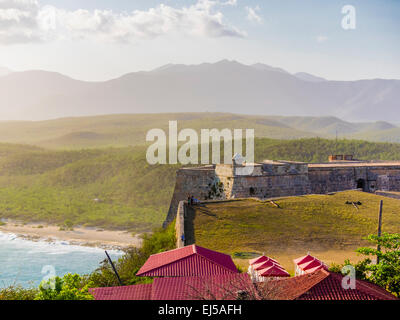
[
  {"xmin": 291, "ymin": 269, "xmax": 330, "ymax": 300},
  {"xmin": 146, "ymin": 245, "xmax": 189, "ymax": 258},
  {"xmin": 197, "ymin": 253, "xmax": 238, "ymax": 273},
  {"xmin": 138, "ymin": 255, "xmax": 195, "ymax": 276},
  {"xmin": 355, "ymin": 278, "xmax": 398, "ymax": 300},
  {"xmin": 320, "ymin": 269, "xmax": 330, "ymax": 276},
  {"xmin": 193, "ymin": 244, "xmax": 197, "ymax": 254}
]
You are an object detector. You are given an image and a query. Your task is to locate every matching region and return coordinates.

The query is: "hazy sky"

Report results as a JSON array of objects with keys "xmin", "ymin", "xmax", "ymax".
[{"xmin": 0, "ymin": 0, "xmax": 399, "ymax": 81}]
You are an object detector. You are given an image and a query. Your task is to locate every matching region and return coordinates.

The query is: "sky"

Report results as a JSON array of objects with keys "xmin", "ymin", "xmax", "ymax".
[{"xmin": 0, "ymin": 0, "xmax": 399, "ymax": 81}]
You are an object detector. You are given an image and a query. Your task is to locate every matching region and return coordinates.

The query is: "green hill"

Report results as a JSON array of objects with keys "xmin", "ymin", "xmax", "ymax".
[
  {"xmin": 0, "ymin": 145, "xmax": 180, "ymax": 232},
  {"xmin": 0, "ymin": 113, "xmax": 398, "ymax": 149},
  {"xmin": 0, "ymin": 113, "xmax": 317, "ymax": 149},
  {"xmin": 2, "ymin": 138, "xmax": 400, "ymax": 232},
  {"xmin": 188, "ymin": 191, "xmax": 400, "ymax": 271}
]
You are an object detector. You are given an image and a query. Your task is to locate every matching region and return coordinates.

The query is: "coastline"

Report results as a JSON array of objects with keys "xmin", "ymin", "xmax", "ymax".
[{"xmin": 0, "ymin": 220, "xmax": 143, "ymax": 251}]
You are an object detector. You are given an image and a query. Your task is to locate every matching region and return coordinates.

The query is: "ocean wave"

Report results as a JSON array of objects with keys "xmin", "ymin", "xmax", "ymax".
[{"xmin": 0, "ymin": 231, "xmax": 123, "ymax": 255}]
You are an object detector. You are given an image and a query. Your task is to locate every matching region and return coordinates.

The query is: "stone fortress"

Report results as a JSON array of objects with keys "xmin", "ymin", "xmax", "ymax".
[{"xmin": 164, "ymin": 154, "xmax": 400, "ymax": 226}]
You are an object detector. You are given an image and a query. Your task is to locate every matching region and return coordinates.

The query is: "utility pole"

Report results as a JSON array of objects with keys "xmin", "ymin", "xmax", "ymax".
[
  {"xmin": 105, "ymin": 250, "xmax": 123, "ymax": 286},
  {"xmin": 377, "ymin": 200, "xmax": 383, "ymax": 264}
]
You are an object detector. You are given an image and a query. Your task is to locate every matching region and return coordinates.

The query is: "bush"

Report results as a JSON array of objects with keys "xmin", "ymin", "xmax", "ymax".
[
  {"xmin": 88, "ymin": 222, "xmax": 176, "ymax": 288},
  {"xmin": 35, "ymin": 273, "xmax": 94, "ymax": 300},
  {"xmin": 0, "ymin": 285, "xmax": 38, "ymax": 300}
]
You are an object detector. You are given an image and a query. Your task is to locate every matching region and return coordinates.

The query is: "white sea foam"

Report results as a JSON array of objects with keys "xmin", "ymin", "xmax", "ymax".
[{"xmin": 0, "ymin": 231, "xmax": 123, "ymax": 287}]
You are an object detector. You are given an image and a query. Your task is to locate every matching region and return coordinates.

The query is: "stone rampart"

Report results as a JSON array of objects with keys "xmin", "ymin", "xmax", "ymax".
[{"xmin": 164, "ymin": 160, "xmax": 400, "ymax": 226}]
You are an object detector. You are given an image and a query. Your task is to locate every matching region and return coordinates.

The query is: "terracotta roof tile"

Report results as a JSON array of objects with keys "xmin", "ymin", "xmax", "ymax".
[
  {"xmin": 151, "ymin": 273, "xmax": 254, "ymax": 300},
  {"xmin": 257, "ymin": 270, "xmax": 398, "ymax": 300},
  {"xmin": 249, "ymin": 255, "xmax": 278, "ymax": 265},
  {"xmin": 252, "ymin": 260, "xmax": 282, "ymax": 271},
  {"xmin": 136, "ymin": 245, "xmax": 238, "ymax": 277},
  {"xmin": 89, "ymin": 284, "xmax": 152, "ymax": 300},
  {"xmin": 258, "ymin": 265, "xmax": 290, "ymax": 277}
]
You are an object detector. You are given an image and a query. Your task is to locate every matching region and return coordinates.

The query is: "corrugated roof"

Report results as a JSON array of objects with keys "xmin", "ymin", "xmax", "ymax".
[
  {"xmin": 151, "ymin": 273, "xmax": 254, "ymax": 300},
  {"xmin": 257, "ymin": 270, "xmax": 398, "ymax": 300},
  {"xmin": 298, "ymin": 259, "xmax": 327, "ymax": 272},
  {"xmin": 252, "ymin": 259, "xmax": 281, "ymax": 271},
  {"xmin": 294, "ymin": 254, "xmax": 328, "ymax": 274},
  {"xmin": 249, "ymin": 255, "xmax": 278, "ymax": 265},
  {"xmin": 298, "ymin": 272, "xmax": 398, "ymax": 300},
  {"xmin": 89, "ymin": 283, "xmax": 152, "ymax": 300},
  {"xmin": 258, "ymin": 265, "xmax": 290, "ymax": 277},
  {"xmin": 293, "ymin": 254, "xmax": 315, "ymax": 265},
  {"xmin": 90, "ymin": 270, "xmax": 398, "ymax": 300},
  {"xmin": 136, "ymin": 245, "xmax": 238, "ymax": 277}
]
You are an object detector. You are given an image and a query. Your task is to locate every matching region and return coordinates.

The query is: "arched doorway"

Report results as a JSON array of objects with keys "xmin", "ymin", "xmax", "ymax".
[{"xmin": 357, "ymin": 179, "xmax": 366, "ymax": 191}]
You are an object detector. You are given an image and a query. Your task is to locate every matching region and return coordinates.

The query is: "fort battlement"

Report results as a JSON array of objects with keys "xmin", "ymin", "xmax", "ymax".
[{"xmin": 163, "ymin": 157, "xmax": 400, "ymax": 226}]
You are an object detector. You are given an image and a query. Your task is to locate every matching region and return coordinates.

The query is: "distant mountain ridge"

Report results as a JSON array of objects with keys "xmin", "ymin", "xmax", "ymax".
[
  {"xmin": 0, "ymin": 113, "xmax": 398, "ymax": 149},
  {"xmin": 0, "ymin": 60, "xmax": 398, "ymax": 122}
]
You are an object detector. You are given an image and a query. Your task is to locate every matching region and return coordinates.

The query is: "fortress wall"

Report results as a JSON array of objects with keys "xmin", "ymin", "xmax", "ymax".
[
  {"xmin": 164, "ymin": 167, "xmax": 216, "ymax": 227},
  {"xmin": 373, "ymin": 168, "xmax": 400, "ymax": 191},
  {"xmin": 308, "ymin": 167, "xmax": 358, "ymax": 194},
  {"xmin": 227, "ymin": 174, "xmax": 311, "ymax": 199},
  {"xmin": 175, "ymin": 201, "xmax": 186, "ymax": 248},
  {"xmin": 164, "ymin": 163, "xmax": 400, "ymax": 227}
]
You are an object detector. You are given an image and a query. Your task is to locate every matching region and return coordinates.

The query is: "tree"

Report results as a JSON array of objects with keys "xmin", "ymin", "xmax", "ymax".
[
  {"xmin": 35, "ymin": 273, "xmax": 94, "ymax": 300},
  {"xmin": 356, "ymin": 233, "xmax": 400, "ymax": 296}
]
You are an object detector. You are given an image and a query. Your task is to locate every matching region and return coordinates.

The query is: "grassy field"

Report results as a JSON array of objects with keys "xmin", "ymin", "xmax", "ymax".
[
  {"xmin": 189, "ymin": 191, "xmax": 400, "ymax": 273},
  {"xmin": 2, "ymin": 136, "xmax": 400, "ymax": 233}
]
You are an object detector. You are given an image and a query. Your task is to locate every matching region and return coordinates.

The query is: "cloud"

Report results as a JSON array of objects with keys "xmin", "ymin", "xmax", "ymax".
[
  {"xmin": 316, "ymin": 35, "xmax": 328, "ymax": 43},
  {"xmin": 0, "ymin": 0, "xmax": 246, "ymax": 45},
  {"xmin": 245, "ymin": 6, "xmax": 262, "ymax": 24},
  {"xmin": 0, "ymin": 0, "xmax": 43, "ymax": 44}
]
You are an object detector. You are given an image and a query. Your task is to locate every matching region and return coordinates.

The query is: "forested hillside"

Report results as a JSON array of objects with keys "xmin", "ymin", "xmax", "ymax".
[{"xmin": 1, "ymin": 138, "xmax": 400, "ymax": 231}]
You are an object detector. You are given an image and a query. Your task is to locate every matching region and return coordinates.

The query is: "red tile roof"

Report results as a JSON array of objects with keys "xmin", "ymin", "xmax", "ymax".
[
  {"xmin": 89, "ymin": 283, "xmax": 152, "ymax": 300},
  {"xmin": 257, "ymin": 269, "xmax": 398, "ymax": 300},
  {"xmin": 294, "ymin": 254, "xmax": 328, "ymax": 274},
  {"xmin": 252, "ymin": 259, "xmax": 281, "ymax": 271},
  {"xmin": 249, "ymin": 255, "xmax": 278, "ymax": 265},
  {"xmin": 298, "ymin": 259, "xmax": 328, "ymax": 272},
  {"xmin": 298, "ymin": 272, "xmax": 398, "ymax": 300},
  {"xmin": 90, "ymin": 270, "xmax": 398, "ymax": 300},
  {"xmin": 258, "ymin": 265, "xmax": 290, "ymax": 278},
  {"xmin": 90, "ymin": 274, "xmax": 254, "ymax": 300},
  {"xmin": 136, "ymin": 245, "xmax": 238, "ymax": 277},
  {"xmin": 151, "ymin": 273, "xmax": 254, "ymax": 300},
  {"xmin": 293, "ymin": 254, "xmax": 315, "ymax": 265}
]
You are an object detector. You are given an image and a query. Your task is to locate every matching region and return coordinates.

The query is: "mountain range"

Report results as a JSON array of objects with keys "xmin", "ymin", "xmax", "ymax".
[
  {"xmin": 0, "ymin": 113, "xmax": 399, "ymax": 149},
  {"xmin": 0, "ymin": 60, "xmax": 398, "ymax": 122}
]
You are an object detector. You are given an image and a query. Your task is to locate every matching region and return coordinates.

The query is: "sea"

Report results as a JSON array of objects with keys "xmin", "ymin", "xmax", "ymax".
[{"xmin": 0, "ymin": 231, "xmax": 123, "ymax": 288}]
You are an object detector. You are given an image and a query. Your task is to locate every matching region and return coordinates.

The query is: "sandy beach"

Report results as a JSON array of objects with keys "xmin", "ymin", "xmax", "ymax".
[{"xmin": 0, "ymin": 220, "xmax": 143, "ymax": 250}]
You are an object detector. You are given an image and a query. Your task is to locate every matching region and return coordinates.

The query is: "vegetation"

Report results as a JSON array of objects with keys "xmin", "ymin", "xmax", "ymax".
[
  {"xmin": 35, "ymin": 274, "xmax": 94, "ymax": 300},
  {"xmin": 0, "ymin": 224, "xmax": 176, "ymax": 300},
  {"xmin": 356, "ymin": 233, "xmax": 400, "ymax": 296},
  {"xmin": 190, "ymin": 191, "xmax": 400, "ymax": 257},
  {"xmin": 3, "ymin": 137, "xmax": 400, "ymax": 232},
  {"xmin": 0, "ymin": 144, "xmax": 180, "ymax": 231},
  {"xmin": 0, "ymin": 113, "xmax": 399, "ymax": 149},
  {"xmin": 329, "ymin": 233, "xmax": 400, "ymax": 297},
  {"xmin": 0, "ymin": 285, "xmax": 38, "ymax": 300},
  {"xmin": 87, "ymin": 221, "xmax": 176, "ymax": 287},
  {"xmin": 0, "ymin": 113, "xmax": 318, "ymax": 149}
]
